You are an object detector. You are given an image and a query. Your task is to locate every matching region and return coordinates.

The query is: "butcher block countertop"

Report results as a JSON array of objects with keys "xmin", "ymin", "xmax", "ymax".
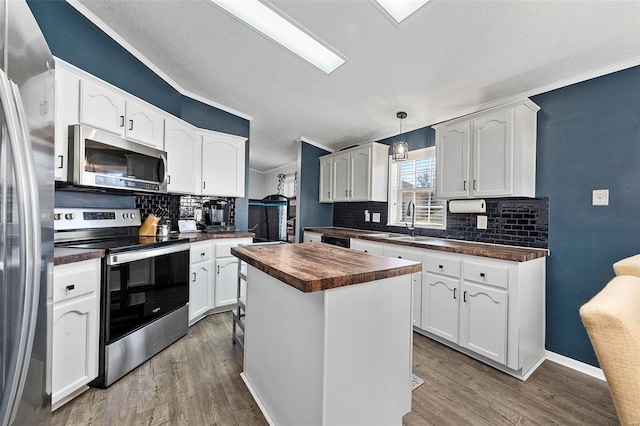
[
  {"xmin": 305, "ymin": 227, "xmax": 547, "ymax": 262},
  {"xmin": 54, "ymin": 248, "xmax": 105, "ymax": 266},
  {"xmin": 232, "ymin": 242, "xmax": 421, "ymax": 293},
  {"xmin": 174, "ymin": 231, "xmax": 254, "ymax": 242}
]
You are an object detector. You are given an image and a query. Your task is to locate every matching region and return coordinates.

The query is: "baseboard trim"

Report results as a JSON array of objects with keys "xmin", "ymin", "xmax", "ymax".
[
  {"xmin": 241, "ymin": 372, "xmax": 275, "ymax": 426},
  {"xmin": 545, "ymin": 351, "xmax": 605, "ymax": 381}
]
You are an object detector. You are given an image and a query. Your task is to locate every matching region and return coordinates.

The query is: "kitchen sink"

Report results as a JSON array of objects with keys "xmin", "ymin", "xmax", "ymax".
[{"xmin": 385, "ymin": 235, "xmax": 437, "ymax": 242}]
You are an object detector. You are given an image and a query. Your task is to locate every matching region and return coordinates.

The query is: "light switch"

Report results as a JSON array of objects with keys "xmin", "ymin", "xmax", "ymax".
[
  {"xmin": 372, "ymin": 212, "xmax": 381, "ymax": 223},
  {"xmin": 364, "ymin": 210, "xmax": 370, "ymax": 222},
  {"xmin": 477, "ymin": 215, "xmax": 488, "ymax": 230},
  {"xmin": 592, "ymin": 189, "xmax": 609, "ymax": 206}
]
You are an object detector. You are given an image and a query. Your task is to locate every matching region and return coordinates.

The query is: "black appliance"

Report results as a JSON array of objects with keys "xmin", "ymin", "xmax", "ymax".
[
  {"xmin": 54, "ymin": 208, "xmax": 190, "ymax": 388},
  {"xmin": 321, "ymin": 235, "xmax": 351, "ymax": 248},
  {"xmin": 202, "ymin": 199, "xmax": 235, "ymax": 233},
  {"xmin": 248, "ymin": 195, "xmax": 289, "ymax": 242}
]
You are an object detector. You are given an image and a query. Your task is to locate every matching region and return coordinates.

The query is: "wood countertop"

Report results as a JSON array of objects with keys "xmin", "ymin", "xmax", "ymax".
[
  {"xmin": 232, "ymin": 242, "xmax": 421, "ymax": 293},
  {"xmin": 304, "ymin": 227, "xmax": 547, "ymax": 262},
  {"xmin": 174, "ymin": 231, "xmax": 254, "ymax": 243},
  {"xmin": 54, "ymin": 247, "xmax": 105, "ymax": 266}
]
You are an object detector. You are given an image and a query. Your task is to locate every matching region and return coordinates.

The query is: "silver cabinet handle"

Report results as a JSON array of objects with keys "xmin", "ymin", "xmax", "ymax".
[
  {"xmin": 57, "ymin": 155, "xmax": 64, "ymax": 169},
  {"xmin": 463, "ymin": 181, "xmax": 467, "ymax": 190},
  {"xmin": 66, "ymin": 285, "xmax": 75, "ymax": 291},
  {"xmin": 192, "ymin": 272, "xmax": 196, "ymax": 282},
  {"xmin": 217, "ymin": 265, "xmax": 220, "ymax": 274},
  {"xmin": 120, "ymin": 115, "xmax": 125, "ymax": 127},
  {"xmin": 463, "ymin": 291, "xmax": 467, "ymax": 302},
  {"xmin": 453, "ymin": 288, "xmax": 457, "ymax": 299},
  {"xmin": 473, "ymin": 180, "xmax": 477, "ymax": 190},
  {"xmin": 129, "ymin": 119, "xmax": 134, "ymax": 131},
  {"xmin": 167, "ymin": 175, "xmax": 171, "ymax": 185}
]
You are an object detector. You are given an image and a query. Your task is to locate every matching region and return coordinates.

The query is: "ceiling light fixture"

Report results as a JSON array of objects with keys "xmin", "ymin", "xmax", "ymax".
[
  {"xmin": 375, "ymin": 0, "xmax": 432, "ymax": 25},
  {"xmin": 392, "ymin": 112, "xmax": 409, "ymax": 162},
  {"xmin": 210, "ymin": 0, "xmax": 346, "ymax": 74}
]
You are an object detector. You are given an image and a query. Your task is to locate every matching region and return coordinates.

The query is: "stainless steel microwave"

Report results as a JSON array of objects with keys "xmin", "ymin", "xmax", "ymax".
[{"xmin": 68, "ymin": 124, "xmax": 168, "ymax": 193}]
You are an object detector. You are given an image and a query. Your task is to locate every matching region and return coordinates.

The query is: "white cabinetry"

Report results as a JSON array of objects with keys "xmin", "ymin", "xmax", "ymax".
[
  {"xmin": 79, "ymin": 79, "xmax": 164, "ymax": 148},
  {"xmin": 214, "ymin": 239, "xmax": 252, "ymax": 309},
  {"xmin": 382, "ymin": 245, "xmax": 423, "ymax": 328},
  {"xmin": 54, "ymin": 64, "xmax": 81, "ymax": 181},
  {"xmin": 189, "ymin": 238, "xmax": 252, "ymax": 325},
  {"xmin": 319, "ymin": 143, "xmax": 389, "ymax": 203},
  {"xmin": 348, "ymin": 238, "xmax": 545, "ymax": 380},
  {"xmin": 435, "ymin": 99, "xmax": 539, "ymax": 199},
  {"xmin": 52, "ymin": 258, "xmax": 100, "ymax": 410},
  {"xmin": 164, "ymin": 118, "xmax": 198, "ymax": 194},
  {"xmin": 201, "ymin": 131, "xmax": 247, "ymax": 197},
  {"xmin": 303, "ymin": 231, "xmax": 322, "ymax": 243},
  {"xmin": 189, "ymin": 241, "xmax": 213, "ymax": 324}
]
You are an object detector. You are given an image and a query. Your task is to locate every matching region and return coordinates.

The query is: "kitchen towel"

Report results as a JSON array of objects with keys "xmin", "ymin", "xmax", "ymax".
[{"xmin": 449, "ymin": 199, "xmax": 486, "ymax": 213}]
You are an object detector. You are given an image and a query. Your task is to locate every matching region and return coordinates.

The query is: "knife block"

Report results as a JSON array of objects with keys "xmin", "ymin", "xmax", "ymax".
[{"xmin": 139, "ymin": 214, "xmax": 160, "ymax": 236}]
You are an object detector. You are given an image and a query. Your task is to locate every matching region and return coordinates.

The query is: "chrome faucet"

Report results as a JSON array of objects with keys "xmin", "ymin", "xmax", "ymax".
[{"xmin": 405, "ymin": 200, "xmax": 416, "ymax": 237}]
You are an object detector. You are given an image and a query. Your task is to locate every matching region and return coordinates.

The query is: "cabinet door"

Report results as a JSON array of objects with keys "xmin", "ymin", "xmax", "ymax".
[
  {"xmin": 349, "ymin": 146, "xmax": 371, "ymax": 201},
  {"xmin": 165, "ymin": 119, "xmax": 197, "ymax": 194},
  {"xmin": 350, "ymin": 239, "xmax": 384, "ymax": 256},
  {"xmin": 201, "ymin": 133, "xmax": 246, "ymax": 197},
  {"xmin": 189, "ymin": 263, "xmax": 210, "ymax": 323},
  {"xmin": 436, "ymin": 121, "xmax": 470, "ymax": 199},
  {"xmin": 421, "ymin": 273, "xmax": 460, "ymax": 343},
  {"xmin": 303, "ymin": 232, "xmax": 322, "ymax": 243},
  {"xmin": 332, "ymin": 153, "xmax": 350, "ymax": 202},
  {"xmin": 52, "ymin": 295, "xmax": 98, "ymax": 405},
  {"xmin": 125, "ymin": 101, "xmax": 164, "ymax": 148},
  {"xmin": 319, "ymin": 156, "xmax": 333, "ymax": 202},
  {"xmin": 459, "ymin": 282, "xmax": 508, "ymax": 364},
  {"xmin": 215, "ymin": 257, "xmax": 239, "ymax": 307},
  {"xmin": 412, "ymin": 273, "xmax": 422, "ymax": 328},
  {"xmin": 472, "ymin": 109, "xmax": 513, "ymax": 197},
  {"xmin": 79, "ymin": 79, "xmax": 125, "ymax": 135}
]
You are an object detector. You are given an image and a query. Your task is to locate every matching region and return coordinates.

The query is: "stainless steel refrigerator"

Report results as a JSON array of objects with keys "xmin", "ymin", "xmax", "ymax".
[{"xmin": 0, "ymin": 0, "xmax": 54, "ymax": 424}]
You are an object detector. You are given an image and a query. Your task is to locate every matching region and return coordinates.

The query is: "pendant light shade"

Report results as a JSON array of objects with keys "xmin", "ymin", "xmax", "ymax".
[{"xmin": 392, "ymin": 111, "xmax": 409, "ymax": 161}]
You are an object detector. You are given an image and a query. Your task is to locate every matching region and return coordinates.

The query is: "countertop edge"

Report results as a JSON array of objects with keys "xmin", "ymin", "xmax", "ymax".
[{"xmin": 54, "ymin": 248, "xmax": 105, "ymax": 266}]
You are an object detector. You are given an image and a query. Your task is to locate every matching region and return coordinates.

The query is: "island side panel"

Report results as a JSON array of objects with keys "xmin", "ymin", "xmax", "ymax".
[
  {"xmin": 243, "ymin": 266, "xmax": 325, "ymax": 425},
  {"xmin": 323, "ymin": 275, "xmax": 413, "ymax": 425}
]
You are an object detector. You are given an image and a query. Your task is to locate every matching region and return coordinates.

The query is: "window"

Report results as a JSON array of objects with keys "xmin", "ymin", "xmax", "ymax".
[{"xmin": 387, "ymin": 147, "xmax": 446, "ymax": 229}]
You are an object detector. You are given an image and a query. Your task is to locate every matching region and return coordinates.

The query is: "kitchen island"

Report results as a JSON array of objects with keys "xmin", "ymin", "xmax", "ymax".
[{"xmin": 231, "ymin": 242, "xmax": 421, "ymax": 426}]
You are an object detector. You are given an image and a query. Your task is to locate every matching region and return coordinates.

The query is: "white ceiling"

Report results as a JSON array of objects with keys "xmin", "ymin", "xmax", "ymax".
[{"xmin": 74, "ymin": 0, "xmax": 640, "ymax": 172}]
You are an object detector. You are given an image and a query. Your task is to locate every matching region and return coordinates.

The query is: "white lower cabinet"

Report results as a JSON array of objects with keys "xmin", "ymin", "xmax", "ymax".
[
  {"xmin": 189, "ymin": 238, "xmax": 252, "ymax": 325},
  {"xmin": 350, "ymin": 238, "xmax": 545, "ymax": 380},
  {"xmin": 382, "ymin": 245, "xmax": 423, "ymax": 328},
  {"xmin": 52, "ymin": 258, "xmax": 101, "ymax": 410},
  {"xmin": 303, "ymin": 231, "xmax": 322, "ymax": 243}
]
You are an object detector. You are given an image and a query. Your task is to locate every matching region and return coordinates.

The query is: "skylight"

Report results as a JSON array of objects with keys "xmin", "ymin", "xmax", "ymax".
[
  {"xmin": 375, "ymin": 0, "xmax": 432, "ymax": 24},
  {"xmin": 210, "ymin": 0, "xmax": 346, "ymax": 74}
]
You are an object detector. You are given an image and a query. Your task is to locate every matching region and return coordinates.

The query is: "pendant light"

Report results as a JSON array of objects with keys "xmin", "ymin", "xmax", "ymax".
[{"xmin": 392, "ymin": 111, "xmax": 408, "ymax": 161}]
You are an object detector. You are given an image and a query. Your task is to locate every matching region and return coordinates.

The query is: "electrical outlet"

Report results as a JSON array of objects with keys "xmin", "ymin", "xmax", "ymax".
[
  {"xmin": 477, "ymin": 215, "xmax": 488, "ymax": 230},
  {"xmin": 364, "ymin": 210, "xmax": 370, "ymax": 222},
  {"xmin": 372, "ymin": 212, "xmax": 381, "ymax": 223},
  {"xmin": 592, "ymin": 189, "xmax": 609, "ymax": 206}
]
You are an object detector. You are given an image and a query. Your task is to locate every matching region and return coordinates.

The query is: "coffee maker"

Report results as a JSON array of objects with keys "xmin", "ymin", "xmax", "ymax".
[{"xmin": 202, "ymin": 200, "xmax": 234, "ymax": 233}]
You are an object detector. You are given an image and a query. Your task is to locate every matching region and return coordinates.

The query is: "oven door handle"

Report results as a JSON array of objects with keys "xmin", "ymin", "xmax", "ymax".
[{"xmin": 108, "ymin": 243, "xmax": 189, "ymax": 265}]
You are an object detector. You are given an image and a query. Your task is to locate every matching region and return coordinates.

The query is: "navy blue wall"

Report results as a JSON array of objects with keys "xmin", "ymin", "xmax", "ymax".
[
  {"xmin": 377, "ymin": 126, "xmax": 435, "ymax": 151},
  {"xmin": 27, "ymin": 0, "xmax": 251, "ymax": 230},
  {"xmin": 532, "ymin": 66, "xmax": 640, "ymax": 366},
  {"xmin": 299, "ymin": 142, "xmax": 333, "ymax": 241}
]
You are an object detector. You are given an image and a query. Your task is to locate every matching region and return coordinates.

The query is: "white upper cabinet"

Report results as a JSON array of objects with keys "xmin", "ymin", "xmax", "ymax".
[
  {"xmin": 319, "ymin": 156, "xmax": 333, "ymax": 202},
  {"xmin": 319, "ymin": 142, "xmax": 389, "ymax": 203},
  {"xmin": 435, "ymin": 99, "xmax": 539, "ymax": 199},
  {"xmin": 79, "ymin": 79, "xmax": 125, "ymax": 135},
  {"xmin": 125, "ymin": 101, "xmax": 165, "ymax": 148},
  {"xmin": 79, "ymin": 79, "xmax": 164, "ymax": 148},
  {"xmin": 201, "ymin": 131, "xmax": 247, "ymax": 197},
  {"xmin": 164, "ymin": 118, "xmax": 198, "ymax": 194}
]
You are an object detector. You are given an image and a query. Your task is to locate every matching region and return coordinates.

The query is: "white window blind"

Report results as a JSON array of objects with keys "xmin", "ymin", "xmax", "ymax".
[{"xmin": 387, "ymin": 147, "xmax": 446, "ymax": 229}]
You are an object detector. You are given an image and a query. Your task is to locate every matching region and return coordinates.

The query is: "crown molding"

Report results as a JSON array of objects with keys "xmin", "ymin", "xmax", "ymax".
[
  {"xmin": 65, "ymin": 0, "xmax": 253, "ymax": 121},
  {"xmin": 296, "ymin": 136, "xmax": 334, "ymax": 154}
]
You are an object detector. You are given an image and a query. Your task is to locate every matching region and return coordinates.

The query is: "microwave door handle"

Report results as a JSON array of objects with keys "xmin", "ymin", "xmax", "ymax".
[
  {"xmin": 0, "ymin": 70, "xmax": 42, "ymax": 426},
  {"xmin": 159, "ymin": 152, "xmax": 168, "ymax": 189}
]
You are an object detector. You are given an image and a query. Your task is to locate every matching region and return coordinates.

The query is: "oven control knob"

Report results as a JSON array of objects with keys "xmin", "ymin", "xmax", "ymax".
[
  {"xmin": 65, "ymin": 213, "xmax": 75, "ymax": 220},
  {"xmin": 130, "ymin": 213, "xmax": 136, "ymax": 219},
  {"xmin": 123, "ymin": 213, "xmax": 129, "ymax": 219},
  {"xmin": 54, "ymin": 213, "xmax": 62, "ymax": 220}
]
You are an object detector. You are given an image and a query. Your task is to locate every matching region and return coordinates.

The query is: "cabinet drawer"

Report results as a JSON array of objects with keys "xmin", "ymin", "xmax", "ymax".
[
  {"xmin": 425, "ymin": 255, "xmax": 461, "ymax": 278},
  {"xmin": 382, "ymin": 246, "xmax": 422, "ymax": 263},
  {"xmin": 216, "ymin": 240, "xmax": 246, "ymax": 257},
  {"xmin": 53, "ymin": 259, "xmax": 100, "ymax": 303},
  {"xmin": 190, "ymin": 242, "xmax": 213, "ymax": 263},
  {"xmin": 463, "ymin": 261, "xmax": 508, "ymax": 289}
]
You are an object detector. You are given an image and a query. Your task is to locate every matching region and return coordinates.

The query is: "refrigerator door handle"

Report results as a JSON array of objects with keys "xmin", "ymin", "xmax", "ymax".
[{"xmin": 0, "ymin": 69, "xmax": 42, "ymax": 426}]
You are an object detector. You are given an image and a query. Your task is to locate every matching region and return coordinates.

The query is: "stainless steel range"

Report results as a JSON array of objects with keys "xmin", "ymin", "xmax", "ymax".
[{"xmin": 54, "ymin": 208, "xmax": 190, "ymax": 387}]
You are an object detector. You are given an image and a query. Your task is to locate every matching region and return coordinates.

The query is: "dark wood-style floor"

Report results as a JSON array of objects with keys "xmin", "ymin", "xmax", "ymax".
[{"xmin": 53, "ymin": 313, "xmax": 618, "ymax": 426}]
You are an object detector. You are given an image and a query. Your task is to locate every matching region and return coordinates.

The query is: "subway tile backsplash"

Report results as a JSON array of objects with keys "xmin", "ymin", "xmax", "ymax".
[
  {"xmin": 135, "ymin": 194, "xmax": 236, "ymax": 230},
  {"xmin": 333, "ymin": 197, "xmax": 549, "ymax": 249}
]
